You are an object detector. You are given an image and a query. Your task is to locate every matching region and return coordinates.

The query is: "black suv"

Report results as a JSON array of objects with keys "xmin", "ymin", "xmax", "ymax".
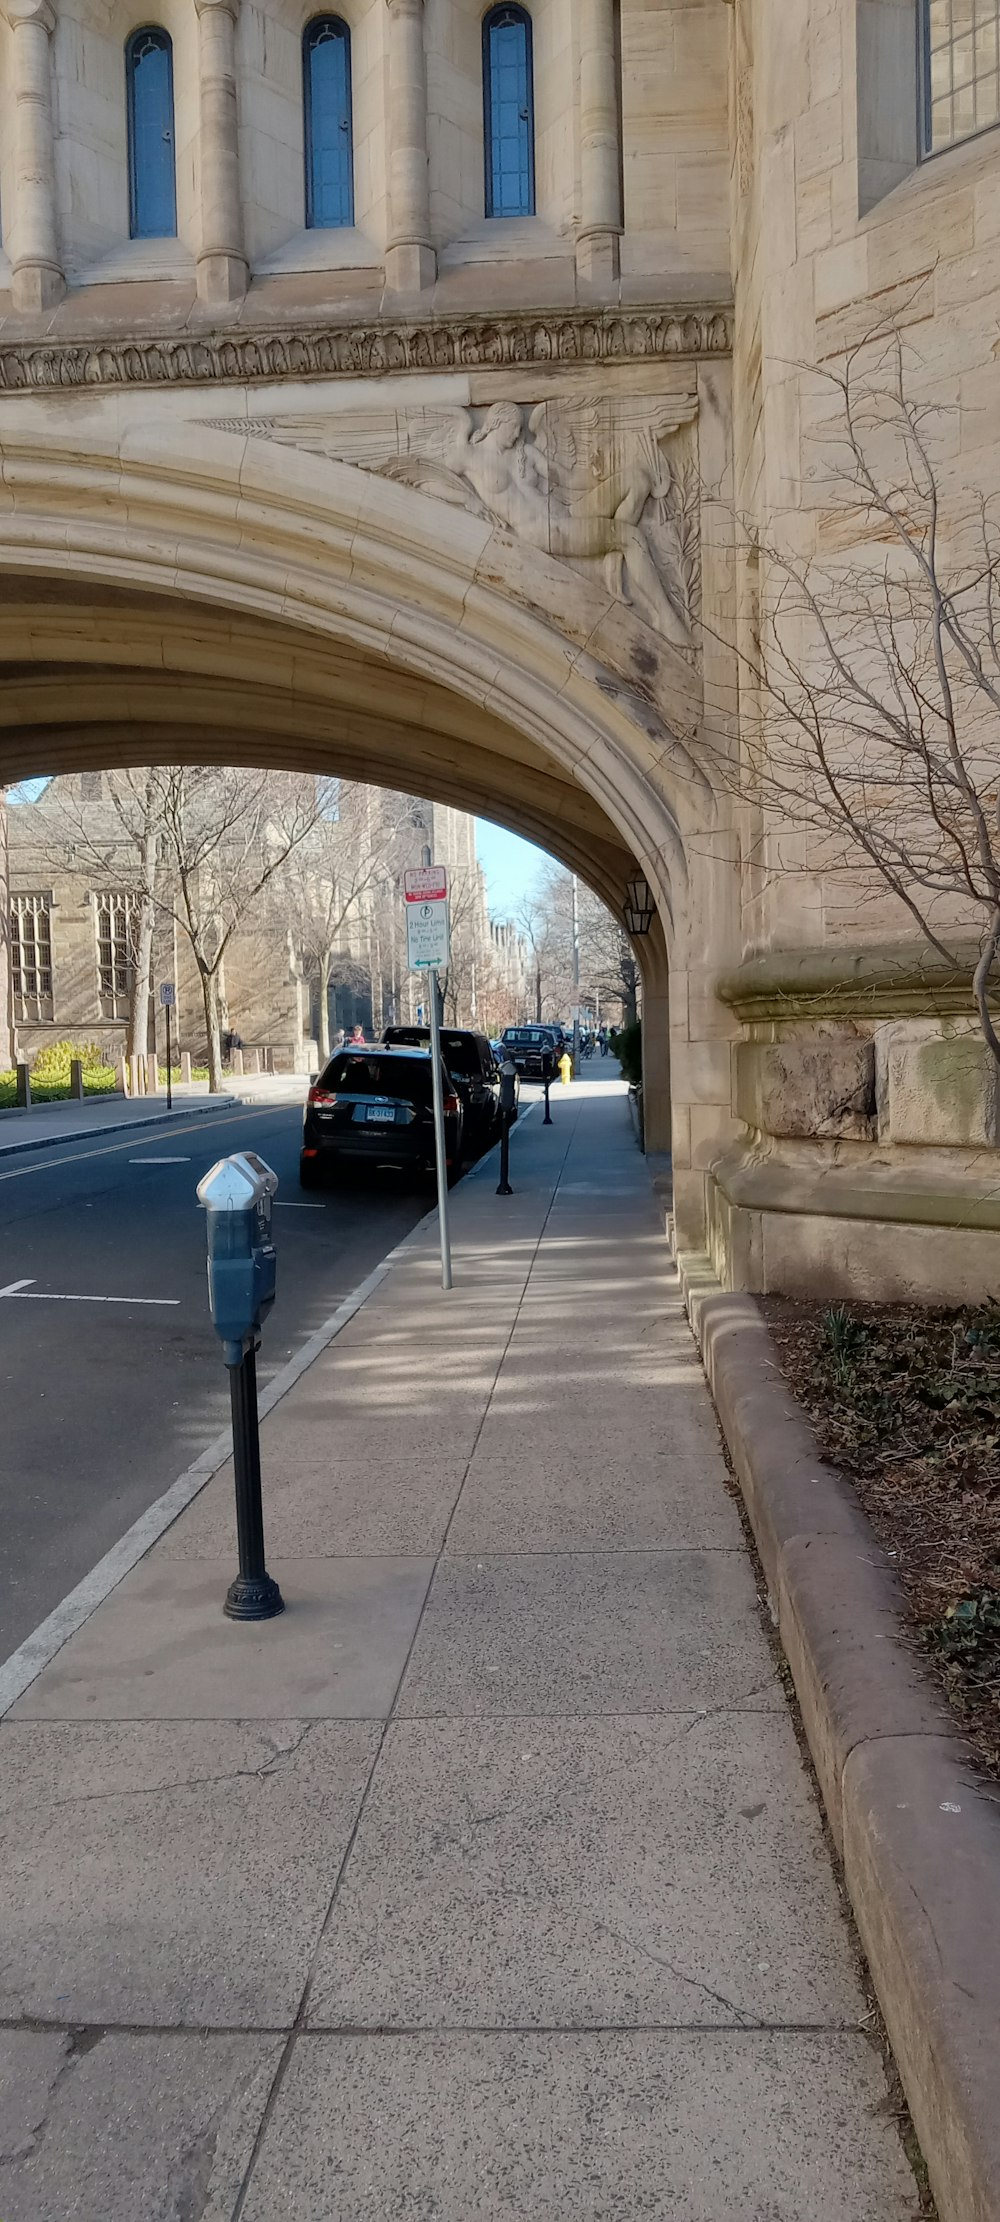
[
  {"xmin": 500, "ymin": 1026, "xmax": 560, "ymax": 1082},
  {"xmin": 383, "ymin": 1026, "xmax": 503, "ymax": 1152},
  {"xmin": 301, "ymin": 1046, "xmax": 463, "ymax": 1186}
]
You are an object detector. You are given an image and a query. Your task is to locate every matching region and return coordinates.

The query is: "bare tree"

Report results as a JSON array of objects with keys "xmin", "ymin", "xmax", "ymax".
[
  {"xmin": 522, "ymin": 868, "xmax": 636, "ymax": 1026},
  {"xmin": 154, "ymin": 767, "xmax": 332, "ymax": 1091},
  {"xmin": 23, "ymin": 770, "xmax": 160, "ymax": 1064},
  {"xmin": 516, "ymin": 892, "xmax": 562, "ymax": 1023},
  {"xmin": 277, "ymin": 784, "xmax": 411, "ymax": 1059},
  {"xmin": 719, "ymin": 339, "xmax": 1000, "ymax": 1068}
]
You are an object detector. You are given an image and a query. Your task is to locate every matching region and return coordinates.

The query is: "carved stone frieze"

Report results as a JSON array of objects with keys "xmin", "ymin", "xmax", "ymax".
[
  {"xmin": 0, "ymin": 304, "xmax": 732, "ymax": 396},
  {"xmin": 206, "ymin": 394, "xmax": 703, "ymax": 650}
]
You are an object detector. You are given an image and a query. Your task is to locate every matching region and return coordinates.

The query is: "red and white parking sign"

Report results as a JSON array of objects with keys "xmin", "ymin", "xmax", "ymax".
[
  {"xmin": 404, "ymin": 867, "xmax": 450, "ymax": 970},
  {"xmin": 404, "ymin": 868, "xmax": 448, "ymax": 903}
]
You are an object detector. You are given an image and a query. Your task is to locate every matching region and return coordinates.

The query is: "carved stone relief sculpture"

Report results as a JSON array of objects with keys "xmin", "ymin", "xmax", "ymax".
[{"xmin": 208, "ymin": 395, "xmax": 703, "ymax": 652}]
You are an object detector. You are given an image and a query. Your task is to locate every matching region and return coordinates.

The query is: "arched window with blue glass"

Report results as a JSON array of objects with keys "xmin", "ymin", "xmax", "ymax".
[
  {"xmin": 483, "ymin": 5, "xmax": 535, "ymax": 219},
  {"xmin": 303, "ymin": 17, "xmax": 354, "ymax": 229},
  {"xmin": 126, "ymin": 27, "xmax": 177, "ymax": 240}
]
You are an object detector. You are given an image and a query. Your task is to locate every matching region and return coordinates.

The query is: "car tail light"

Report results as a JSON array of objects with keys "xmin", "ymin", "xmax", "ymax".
[
  {"xmin": 444, "ymin": 1092, "xmax": 460, "ymax": 1116},
  {"xmin": 308, "ymin": 1087, "xmax": 338, "ymax": 1106}
]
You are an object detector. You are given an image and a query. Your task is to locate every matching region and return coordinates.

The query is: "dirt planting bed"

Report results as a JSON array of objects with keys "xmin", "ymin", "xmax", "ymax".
[{"xmin": 763, "ymin": 1296, "xmax": 1000, "ymax": 1779}]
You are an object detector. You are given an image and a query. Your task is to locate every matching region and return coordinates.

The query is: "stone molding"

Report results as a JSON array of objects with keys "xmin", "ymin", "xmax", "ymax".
[
  {"xmin": 0, "ymin": 304, "xmax": 733, "ymax": 394},
  {"xmin": 719, "ymin": 941, "xmax": 986, "ymax": 1024}
]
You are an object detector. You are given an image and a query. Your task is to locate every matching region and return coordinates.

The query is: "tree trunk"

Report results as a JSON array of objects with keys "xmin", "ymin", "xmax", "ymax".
[
  {"xmin": 126, "ymin": 820, "xmax": 157, "ymax": 1065},
  {"xmin": 202, "ymin": 968, "xmax": 224, "ymax": 1093},
  {"xmin": 535, "ymin": 965, "xmax": 542, "ymax": 1023},
  {"xmin": 318, "ymin": 954, "xmax": 331, "ymax": 1061}
]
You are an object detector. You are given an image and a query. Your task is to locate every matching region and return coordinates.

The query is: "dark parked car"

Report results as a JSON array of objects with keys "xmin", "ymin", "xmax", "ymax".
[
  {"xmin": 383, "ymin": 1025, "xmax": 507, "ymax": 1150},
  {"xmin": 500, "ymin": 1025, "xmax": 560, "ymax": 1081},
  {"xmin": 301, "ymin": 1046, "xmax": 463, "ymax": 1187}
]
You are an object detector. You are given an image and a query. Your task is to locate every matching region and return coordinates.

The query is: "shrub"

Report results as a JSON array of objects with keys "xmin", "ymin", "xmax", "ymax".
[
  {"xmin": 31, "ymin": 1039, "xmax": 111, "ymax": 1084},
  {"xmin": 615, "ymin": 1019, "xmax": 643, "ymax": 1089}
]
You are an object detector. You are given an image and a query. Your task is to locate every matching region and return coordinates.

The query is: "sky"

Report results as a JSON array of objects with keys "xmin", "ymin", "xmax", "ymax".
[{"xmin": 475, "ymin": 818, "xmax": 551, "ymax": 919}]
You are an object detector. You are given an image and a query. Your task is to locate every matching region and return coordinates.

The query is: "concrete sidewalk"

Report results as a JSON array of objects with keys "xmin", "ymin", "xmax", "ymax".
[{"xmin": 0, "ymin": 1083, "xmax": 917, "ymax": 2219}]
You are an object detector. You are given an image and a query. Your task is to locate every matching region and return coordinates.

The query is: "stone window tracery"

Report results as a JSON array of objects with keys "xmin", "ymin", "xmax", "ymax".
[
  {"xmin": 920, "ymin": 0, "xmax": 1000, "ymax": 155},
  {"xmin": 11, "ymin": 893, "xmax": 53, "ymax": 1023},
  {"xmin": 96, "ymin": 890, "xmax": 138, "ymax": 1020},
  {"xmin": 125, "ymin": 26, "xmax": 177, "ymax": 240},
  {"xmin": 303, "ymin": 16, "xmax": 354, "ymax": 230},
  {"xmin": 483, "ymin": 5, "xmax": 535, "ymax": 219}
]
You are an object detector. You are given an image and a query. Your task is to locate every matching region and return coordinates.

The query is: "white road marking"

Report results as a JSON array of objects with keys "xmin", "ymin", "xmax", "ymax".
[
  {"xmin": 273, "ymin": 1199, "xmax": 325, "ymax": 1210},
  {"xmin": 129, "ymin": 1156, "xmax": 192, "ymax": 1165},
  {"xmin": 6, "ymin": 1291, "xmax": 180, "ymax": 1307}
]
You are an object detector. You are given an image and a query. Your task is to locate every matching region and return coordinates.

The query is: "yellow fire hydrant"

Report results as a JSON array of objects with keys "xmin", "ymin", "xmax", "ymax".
[{"xmin": 558, "ymin": 1050, "xmax": 574, "ymax": 1087}]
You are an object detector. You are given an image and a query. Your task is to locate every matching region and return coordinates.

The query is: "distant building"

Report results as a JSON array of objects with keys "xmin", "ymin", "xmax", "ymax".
[{"xmin": 3, "ymin": 774, "xmax": 508, "ymax": 1068}]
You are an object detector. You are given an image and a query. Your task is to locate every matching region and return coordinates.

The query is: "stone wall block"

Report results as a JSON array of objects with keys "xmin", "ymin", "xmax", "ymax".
[
  {"xmin": 876, "ymin": 1023, "xmax": 1000, "ymax": 1148},
  {"xmin": 735, "ymin": 1040, "xmax": 876, "ymax": 1141}
]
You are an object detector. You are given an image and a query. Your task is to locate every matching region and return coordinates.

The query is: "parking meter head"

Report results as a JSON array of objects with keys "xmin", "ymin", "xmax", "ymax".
[
  {"xmin": 197, "ymin": 1152, "xmax": 278, "ymax": 1364},
  {"xmin": 499, "ymin": 1055, "xmax": 517, "ymax": 1115}
]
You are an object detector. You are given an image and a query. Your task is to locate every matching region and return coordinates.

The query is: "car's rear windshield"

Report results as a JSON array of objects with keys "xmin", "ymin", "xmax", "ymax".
[
  {"xmin": 321, "ymin": 1053, "xmax": 433, "ymax": 1103},
  {"xmin": 505, "ymin": 1029, "xmax": 552, "ymax": 1045},
  {"xmin": 440, "ymin": 1036, "xmax": 482, "ymax": 1074}
]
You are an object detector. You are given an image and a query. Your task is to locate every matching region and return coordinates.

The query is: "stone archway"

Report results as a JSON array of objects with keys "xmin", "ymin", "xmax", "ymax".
[{"xmin": 0, "ymin": 412, "xmax": 740, "ymax": 1240}]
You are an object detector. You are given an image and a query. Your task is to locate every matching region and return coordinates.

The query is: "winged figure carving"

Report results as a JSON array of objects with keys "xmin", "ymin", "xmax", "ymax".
[{"xmin": 205, "ymin": 393, "xmax": 701, "ymax": 651}]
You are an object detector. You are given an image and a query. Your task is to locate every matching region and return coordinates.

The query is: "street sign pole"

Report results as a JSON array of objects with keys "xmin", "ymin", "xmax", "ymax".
[
  {"xmin": 404, "ymin": 866, "xmax": 453, "ymax": 1293},
  {"xmin": 160, "ymin": 983, "xmax": 176, "ymax": 1112},
  {"xmin": 427, "ymin": 965, "xmax": 452, "ymax": 1291}
]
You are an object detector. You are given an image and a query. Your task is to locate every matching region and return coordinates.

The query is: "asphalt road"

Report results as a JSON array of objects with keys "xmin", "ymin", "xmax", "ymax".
[{"xmin": 0, "ymin": 1098, "xmax": 427, "ymax": 1660}]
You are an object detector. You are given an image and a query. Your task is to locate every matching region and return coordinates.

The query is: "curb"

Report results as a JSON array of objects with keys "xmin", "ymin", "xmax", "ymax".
[
  {"xmin": 671, "ymin": 1244, "xmax": 1000, "ymax": 2222},
  {"xmin": 0, "ymin": 1096, "xmax": 239, "ymax": 1159}
]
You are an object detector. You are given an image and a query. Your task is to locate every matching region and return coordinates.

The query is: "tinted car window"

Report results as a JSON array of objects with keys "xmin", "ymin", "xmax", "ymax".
[
  {"xmin": 439, "ymin": 1036, "xmax": 482, "ymax": 1075},
  {"xmin": 321, "ymin": 1053, "xmax": 434, "ymax": 1104}
]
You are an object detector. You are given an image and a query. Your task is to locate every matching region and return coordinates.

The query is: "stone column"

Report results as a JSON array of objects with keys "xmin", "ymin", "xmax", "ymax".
[
  {"xmin": 4, "ymin": 0, "xmax": 64, "ymax": 313},
  {"xmin": 195, "ymin": 0, "xmax": 248, "ymax": 303},
  {"xmin": 576, "ymin": 0, "xmax": 622, "ymax": 283},
  {"xmin": 384, "ymin": 0, "xmax": 435, "ymax": 292}
]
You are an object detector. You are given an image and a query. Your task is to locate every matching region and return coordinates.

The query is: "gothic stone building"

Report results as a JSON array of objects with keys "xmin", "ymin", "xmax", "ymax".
[
  {"xmin": 0, "ymin": 1, "xmax": 995, "ymax": 1299},
  {"xmin": 5, "ymin": 776, "xmax": 499, "ymax": 1063}
]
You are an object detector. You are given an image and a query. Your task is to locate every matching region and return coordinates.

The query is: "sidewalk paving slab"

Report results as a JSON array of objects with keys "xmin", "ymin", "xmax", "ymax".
[{"xmin": 0, "ymin": 1078, "xmax": 920, "ymax": 2220}]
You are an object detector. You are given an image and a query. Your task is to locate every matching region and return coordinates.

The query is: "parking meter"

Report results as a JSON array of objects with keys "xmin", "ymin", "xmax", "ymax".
[
  {"xmin": 499, "ymin": 1053, "xmax": 518, "ymax": 1119},
  {"xmin": 197, "ymin": 1153, "xmax": 278, "ymax": 1367},
  {"xmin": 196, "ymin": 1152, "xmax": 283, "ymax": 1622},
  {"xmin": 540, "ymin": 1044, "xmax": 556, "ymax": 1125}
]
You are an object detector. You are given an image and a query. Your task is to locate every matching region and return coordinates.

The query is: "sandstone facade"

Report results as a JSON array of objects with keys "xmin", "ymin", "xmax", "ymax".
[{"xmin": 0, "ymin": 0, "xmax": 996, "ymax": 1297}]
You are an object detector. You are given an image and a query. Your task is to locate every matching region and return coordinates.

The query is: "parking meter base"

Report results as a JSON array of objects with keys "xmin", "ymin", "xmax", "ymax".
[
  {"xmin": 496, "ymin": 1179, "xmax": 514, "ymax": 1197},
  {"xmin": 224, "ymin": 1570, "xmax": 285, "ymax": 1622}
]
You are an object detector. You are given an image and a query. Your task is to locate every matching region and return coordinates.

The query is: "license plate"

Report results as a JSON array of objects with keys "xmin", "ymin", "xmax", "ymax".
[{"xmin": 366, "ymin": 1105, "xmax": 395, "ymax": 1123}]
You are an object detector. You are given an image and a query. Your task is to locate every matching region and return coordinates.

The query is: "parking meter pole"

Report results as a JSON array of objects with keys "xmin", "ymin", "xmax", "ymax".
[
  {"xmin": 165, "ymin": 1001, "xmax": 173, "ymax": 1112},
  {"xmin": 428, "ymin": 967, "xmax": 453, "ymax": 1291},
  {"xmin": 496, "ymin": 1113, "xmax": 513, "ymax": 1196},
  {"xmin": 225, "ymin": 1340, "xmax": 283, "ymax": 1621},
  {"xmin": 543, "ymin": 1075, "xmax": 553, "ymax": 1125}
]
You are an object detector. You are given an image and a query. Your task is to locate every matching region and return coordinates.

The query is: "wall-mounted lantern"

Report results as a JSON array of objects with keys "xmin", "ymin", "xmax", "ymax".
[{"xmin": 623, "ymin": 872, "xmax": 654, "ymax": 937}]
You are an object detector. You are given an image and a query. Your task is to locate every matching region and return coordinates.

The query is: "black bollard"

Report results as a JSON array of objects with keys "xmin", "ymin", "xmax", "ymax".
[
  {"xmin": 496, "ymin": 1112, "xmax": 514, "ymax": 1196},
  {"xmin": 224, "ymin": 1343, "xmax": 284, "ymax": 1621}
]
